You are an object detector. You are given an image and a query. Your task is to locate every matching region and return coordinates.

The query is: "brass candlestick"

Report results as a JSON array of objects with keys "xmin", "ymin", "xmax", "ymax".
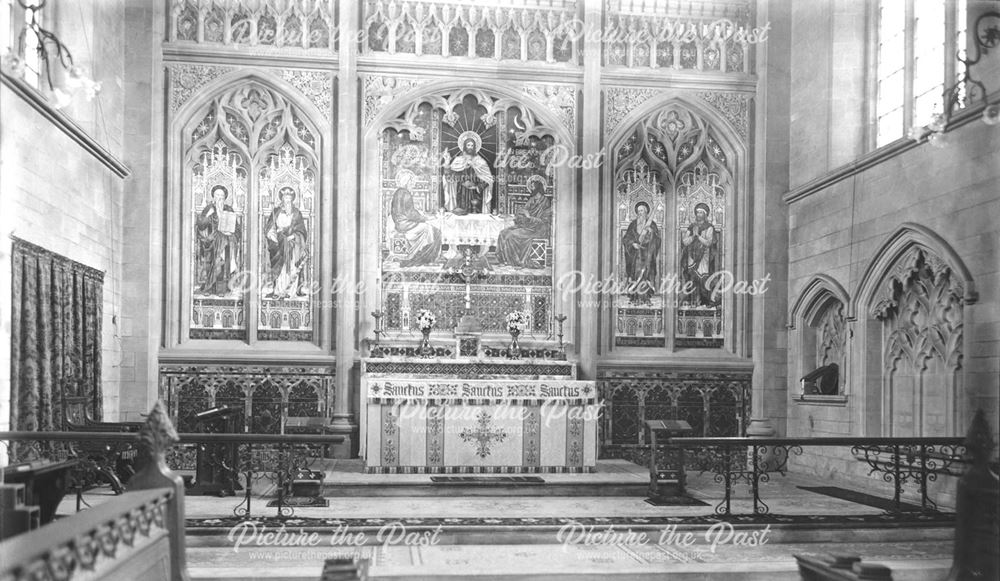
[
  {"xmin": 555, "ymin": 313, "xmax": 568, "ymax": 352},
  {"xmin": 371, "ymin": 310, "xmax": 384, "ymax": 355}
]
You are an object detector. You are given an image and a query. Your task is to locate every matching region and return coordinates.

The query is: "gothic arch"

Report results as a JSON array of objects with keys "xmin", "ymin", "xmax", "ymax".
[
  {"xmin": 850, "ymin": 223, "xmax": 975, "ymax": 437},
  {"xmin": 363, "ymin": 80, "xmax": 575, "ymax": 149},
  {"xmin": 173, "ymin": 69, "xmax": 327, "ymax": 141},
  {"xmin": 359, "ymin": 82, "xmax": 576, "ymax": 342},
  {"xmin": 607, "ymin": 92, "xmax": 747, "ymax": 168},
  {"xmin": 788, "ymin": 274, "xmax": 850, "ymax": 329},
  {"xmin": 604, "ymin": 93, "xmax": 750, "ymax": 354},
  {"xmin": 164, "ymin": 70, "xmax": 334, "ymax": 347},
  {"xmin": 850, "ymin": 222, "xmax": 978, "ymax": 321}
]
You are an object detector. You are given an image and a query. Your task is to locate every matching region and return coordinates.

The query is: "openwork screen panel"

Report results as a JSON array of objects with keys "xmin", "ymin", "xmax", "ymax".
[
  {"xmin": 170, "ymin": 0, "xmax": 338, "ymax": 52},
  {"xmin": 598, "ymin": 369, "xmax": 751, "ymax": 461},
  {"xmin": 363, "ymin": 0, "xmax": 579, "ymax": 64}
]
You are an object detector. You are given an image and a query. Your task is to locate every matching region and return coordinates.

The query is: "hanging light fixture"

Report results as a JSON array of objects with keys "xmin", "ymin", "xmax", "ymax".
[
  {"xmin": 909, "ymin": 11, "xmax": 1000, "ymax": 146},
  {"xmin": 0, "ymin": 0, "xmax": 100, "ymax": 108}
]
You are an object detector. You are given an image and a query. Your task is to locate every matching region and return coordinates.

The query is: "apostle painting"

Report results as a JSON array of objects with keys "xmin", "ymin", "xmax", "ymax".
[
  {"xmin": 497, "ymin": 176, "xmax": 551, "ymax": 269},
  {"xmin": 680, "ymin": 202, "xmax": 719, "ymax": 307},
  {"xmin": 391, "ymin": 169, "xmax": 442, "ymax": 267},
  {"xmin": 622, "ymin": 201, "xmax": 660, "ymax": 305},
  {"xmin": 444, "ymin": 131, "xmax": 494, "ymax": 215},
  {"xmin": 196, "ymin": 185, "xmax": 241, "ymax": 296},
  {"xmin": 265, "ymin": 186, "xmax": 309, "ymax": 299}
]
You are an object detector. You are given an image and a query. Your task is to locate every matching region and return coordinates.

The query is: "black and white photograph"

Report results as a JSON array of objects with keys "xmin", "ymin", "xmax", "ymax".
[{"xmin": 1, "ymin": 0, "xmax": 998, "ymax": 579}]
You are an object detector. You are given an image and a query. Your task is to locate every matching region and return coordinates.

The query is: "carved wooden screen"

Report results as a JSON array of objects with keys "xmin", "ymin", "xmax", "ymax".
[
  {"xmin": 377, "ymin": 89, "xmax": 559, "ymax": 336},
  {"xmin": 185, "ymin": 81, "xmax": 321, "ymax": 342},
  {"xmin": 612, "ymin": 103, "xmax": 734, "ymax": 349},
  {"xmin": 873, "ymin": 248, "xmax": 964, "ymax": 437}
]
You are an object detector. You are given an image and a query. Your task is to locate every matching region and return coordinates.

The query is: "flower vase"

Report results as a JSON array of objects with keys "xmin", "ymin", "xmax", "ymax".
[
  {"xmin": 419, "ymin": 328, "xmax": 433, "ymax": 357},
  {"xmin": 507, "ymin": 329, "xmax": 521, "ymax": 359}
]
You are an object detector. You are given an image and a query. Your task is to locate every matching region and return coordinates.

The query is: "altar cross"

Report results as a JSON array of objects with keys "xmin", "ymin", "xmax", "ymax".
[{"xmin": 460, "ymin": 411, "xmax": 508, "ymax": 458}]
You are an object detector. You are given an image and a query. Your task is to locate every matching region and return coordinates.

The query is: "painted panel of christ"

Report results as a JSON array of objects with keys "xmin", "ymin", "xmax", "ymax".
[{"xmin": 444, "ymin": 131, "xmax": 494, "ymax": 215}]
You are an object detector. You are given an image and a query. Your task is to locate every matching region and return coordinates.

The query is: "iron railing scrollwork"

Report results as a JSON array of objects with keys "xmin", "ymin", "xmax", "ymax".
[
  {"xmin": 0, "ymin": 431, "xmax": 340, "ymax": 519},
  {"xmin": 662, "ymin": 436, "xmax": 967, "ymax": 516}
]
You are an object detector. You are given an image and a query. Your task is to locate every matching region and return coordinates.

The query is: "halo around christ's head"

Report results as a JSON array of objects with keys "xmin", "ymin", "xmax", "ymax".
[{"xmin": 457, "ymin": 131, "xmax": 483, "ymax": 154}]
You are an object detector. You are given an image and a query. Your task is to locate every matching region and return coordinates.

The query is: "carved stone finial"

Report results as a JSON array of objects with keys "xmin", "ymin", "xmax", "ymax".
[
  {"xmin": 964, "ymin": 408, "xmax": 996, "ymax": 464},
  {"xmin": 138, "ymin": 400, "xmax": 180, "ymax": 458}
]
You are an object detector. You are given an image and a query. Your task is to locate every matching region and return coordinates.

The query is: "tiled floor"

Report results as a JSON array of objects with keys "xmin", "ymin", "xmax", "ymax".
[{"xmin": 56, "ymin": 460, "xmax": 957, "ymax": 580}]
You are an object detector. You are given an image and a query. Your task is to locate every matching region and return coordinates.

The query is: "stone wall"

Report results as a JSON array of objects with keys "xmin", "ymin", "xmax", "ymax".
[
  {"xmin": 0, "ymin": 0, "xmax": 126, "ymax": 427},
  {"xmin": 784, "ymin": 0, "xmax": 1000, "ymax": 492}
]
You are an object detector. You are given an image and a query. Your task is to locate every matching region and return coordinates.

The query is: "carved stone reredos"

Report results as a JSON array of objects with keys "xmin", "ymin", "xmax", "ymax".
[{"xmin": 139, "ymin": 400, "xmax": 180, "ymax": 457}]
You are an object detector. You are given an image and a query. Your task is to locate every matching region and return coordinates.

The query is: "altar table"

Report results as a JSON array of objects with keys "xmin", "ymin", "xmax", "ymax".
[
  {"xmin": 361, "ymin": 377, "xmax": 600, "ymax": 473},
  {"xmin": 431, "ymin": 213, "xmax": 513, "ymax": 247}
]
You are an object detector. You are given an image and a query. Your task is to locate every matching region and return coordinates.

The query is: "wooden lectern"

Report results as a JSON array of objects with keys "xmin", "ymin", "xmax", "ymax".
[{"xmin": 187, "ymin": 405, "xmax": 241, "ymax": 496}]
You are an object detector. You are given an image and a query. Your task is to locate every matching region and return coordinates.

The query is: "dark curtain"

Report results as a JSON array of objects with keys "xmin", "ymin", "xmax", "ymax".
[{"xmin": 10, "ymin": 238, "xmax": 104, "ymax": 431}]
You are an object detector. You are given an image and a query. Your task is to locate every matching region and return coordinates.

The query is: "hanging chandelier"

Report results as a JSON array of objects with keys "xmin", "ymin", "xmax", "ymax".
[{"xmin": 1, "ymin": 0, "xmax": 101, "ymax": 108}]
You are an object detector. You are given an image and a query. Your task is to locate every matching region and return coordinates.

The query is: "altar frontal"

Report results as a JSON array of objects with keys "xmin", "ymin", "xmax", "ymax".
[{"xmin": 362, "ymin": 379, "xmax": 600, "ymax": 473}]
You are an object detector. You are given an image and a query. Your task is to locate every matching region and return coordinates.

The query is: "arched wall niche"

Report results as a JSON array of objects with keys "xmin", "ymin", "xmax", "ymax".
[
  {"xmin": 164, "ymin": 70, "xmax": 334, "ymax": 351},
  {"xmin": 788, "ymin": 274, "xmax": 850, "ymax": 396},
  {"xmin": 850, "ymin": 223, "xmax": 977, "ymax": 437},
  {"xmin": 358, "ymin": 81, "xmax": 578, "ymax": 348},
  {"xmin": 602, "ymin": 93, "xmax": 750, "ymax": 357}
]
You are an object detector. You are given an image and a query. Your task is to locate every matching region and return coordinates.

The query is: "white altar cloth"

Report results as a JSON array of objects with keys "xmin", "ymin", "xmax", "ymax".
[
  {"xmin": 361, "ymin": 378, "xmax": 600, "ymax": 473},
  {"xmin": 431, "ymin": 214, "xmax": 513, "ymax": 247}
]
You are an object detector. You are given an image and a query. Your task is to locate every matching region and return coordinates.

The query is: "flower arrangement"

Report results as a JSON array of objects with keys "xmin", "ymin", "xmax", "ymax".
[
  {"xmin": 505, "ymin": 311, "xmax": 529, "ymax": 334},
  {"xmin": 416, "ymin": 309, "xmax": 437, "ymax": 331}
]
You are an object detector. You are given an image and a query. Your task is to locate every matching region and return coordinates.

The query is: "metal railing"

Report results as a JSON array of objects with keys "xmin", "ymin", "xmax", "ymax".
[
  {"xmin": 651, "ymin": 436, "xmax": 971, "ymax": 515},
  {"xmin": 0, "ymin": 431, "xmax": 343, "ymax": 518}
]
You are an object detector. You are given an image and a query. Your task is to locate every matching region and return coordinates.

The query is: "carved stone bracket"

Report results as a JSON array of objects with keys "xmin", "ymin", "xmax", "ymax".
[
  {"xmin": 696, "ymin": 91, "xmax": 750, "ymax": 142},
  {"xmin": 605, "ymin": 86, "xmax": 659, "ymax": 134},
  {"xmin": 362, "ymin": 74, "xmax": 436, "ymax": 128}
]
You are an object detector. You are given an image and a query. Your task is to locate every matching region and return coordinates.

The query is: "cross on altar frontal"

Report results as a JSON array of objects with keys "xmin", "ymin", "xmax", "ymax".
[{"xmin": 360, "ymin": 362, "xmax": 599, "ymax": 474}]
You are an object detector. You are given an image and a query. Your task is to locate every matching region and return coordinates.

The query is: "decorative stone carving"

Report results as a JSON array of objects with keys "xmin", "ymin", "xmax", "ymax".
[
  {"xmin": 362, "ymin": 74, "xmax": 435, "ymax": 128},
  {"xmin": 169, "ymin": 0, "xmax": 337, "ymax": 51},
  {"xmin": 362, "ymin": 0, "xmax": 578, "ymax": 64},
  {"xmin": 281, "ymin": 69, "xmax": 334, "ymax": 119},
  {"xmin": 522, "ymin": 83, "xmax": 577, "ymax": 134},
  {"xmin": 169, "ymin": 63, "xmax": 233, "ymax": 112},
  {"xmin": 876, "ymin": 248, "xmax": 964, "ymax": 371},
  {"xmin": 696, "ymin": 91, "xmax": 751, "ymax": 141},
  {"xmin": 605, "ymin": 86, "xmax": 659, "ymax": 134},
  {"xmin": 816, "ymin": 302, "xmax": 846, "ymax": 369}
]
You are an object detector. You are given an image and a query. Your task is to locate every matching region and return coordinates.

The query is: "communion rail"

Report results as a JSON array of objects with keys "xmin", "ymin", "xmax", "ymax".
[
  {"xmin": 0, "ymin": 431, "xmax": 343, "ymax": 518},
  {"xmin": 650, "ymin": 435, "xmax": 979, "ymax": 515}
]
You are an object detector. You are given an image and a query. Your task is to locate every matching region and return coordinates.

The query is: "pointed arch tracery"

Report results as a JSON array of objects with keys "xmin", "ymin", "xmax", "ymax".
[
  {"xmin": 611, "ymin": 100, "xmax": 738, "ymax": 350},
  {"xmin": 183, "ymin": 79, "xmax": 323, "ymax": 342}
]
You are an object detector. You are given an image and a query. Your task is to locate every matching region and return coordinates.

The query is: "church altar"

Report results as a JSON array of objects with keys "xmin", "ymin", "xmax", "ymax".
[{"xmin": 360, "ymin": 358, "xmax": 600, "ymax": 473}]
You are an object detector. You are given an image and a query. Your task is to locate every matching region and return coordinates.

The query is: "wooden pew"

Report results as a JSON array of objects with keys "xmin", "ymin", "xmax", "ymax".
[{"xmin": 0, "ymin": 400, "xmax": 190, "ymax": 581}]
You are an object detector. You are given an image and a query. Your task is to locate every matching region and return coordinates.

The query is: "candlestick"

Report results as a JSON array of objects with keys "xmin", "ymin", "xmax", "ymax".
[{"xmin": 555, "ymin": 313, "xmax": 568, "ymax": 353}]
